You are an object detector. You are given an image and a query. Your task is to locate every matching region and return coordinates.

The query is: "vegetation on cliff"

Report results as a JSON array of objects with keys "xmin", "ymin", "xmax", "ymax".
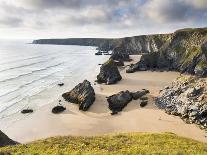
[{"xmin": 1, "ymin": 133, "xmax": 207, "ymax": 155}]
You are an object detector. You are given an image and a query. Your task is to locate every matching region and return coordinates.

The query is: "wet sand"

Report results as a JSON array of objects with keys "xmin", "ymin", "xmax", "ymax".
[{"xmin": 1, "ymin": 56, "xmax": 207, "ymax": 143}]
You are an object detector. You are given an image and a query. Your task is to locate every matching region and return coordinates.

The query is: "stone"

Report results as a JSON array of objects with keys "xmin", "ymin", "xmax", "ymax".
[
  {"xmin": 52, "ymin": 106, "xmax": 66, "ymax": 114},
  {"xmin": 131, "ymin": 89, "xmax": 149, "ymax": 100},
  {"xmin": 58, "ymin": 83, "xmax": 64, "ymax": 87},
  {"xmin": 140, "ymin": 100, "xmax": 148, "ymax": 107},
  {"xmin": 62, "ymin": 80, "xmax": 95, "ymax": 111},
  {"xmin": 107, "ymin": 91, "xmax": 133, "ymax": 112},
  {"xmin": 97, "ymin": 59, "xmax": 122, "ymax": 85},
  {"xmin": 21, "ymin": 109, "xmax": 33, "ymax": 114}
]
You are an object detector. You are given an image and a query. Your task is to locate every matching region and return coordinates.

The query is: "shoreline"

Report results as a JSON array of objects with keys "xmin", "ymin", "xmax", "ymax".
[{"xmin": 1, "ymin": 55, "xmax": 207, "ymax": 143}]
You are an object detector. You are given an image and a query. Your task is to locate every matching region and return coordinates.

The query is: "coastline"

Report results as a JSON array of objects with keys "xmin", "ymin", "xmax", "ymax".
[{"xmin": 1, "ymin": 55, "xmax": 207, "ymax": 143}]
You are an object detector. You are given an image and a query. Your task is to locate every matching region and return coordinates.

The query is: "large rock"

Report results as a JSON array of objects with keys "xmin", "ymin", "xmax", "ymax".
[
  {"xmin": 131, "ymin": 89, "xmax": 150, "ymax": 100},
  {"xmin": 156, "ymin": 76, "xmax": 207, "ymax": 129},
  {"xmin": 97, "ymin": 59, "xmax": 122, "ymax": 85},
  {"xmin": 62, "ymin": 80, "xmax": 95, "ymax": 111},
  {"xmin": 107, "ymin": 91, "xmax": 133, "ymax": 112},
  {"xmin": 0, "ymin": 130, "xmax": 17, "ymax": 147},
  {"xmin": 110, "ymin": 43, "xmax": 131, "ymax": 61}
]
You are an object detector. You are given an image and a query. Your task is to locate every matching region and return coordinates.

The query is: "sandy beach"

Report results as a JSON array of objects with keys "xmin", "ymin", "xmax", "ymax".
[{"xmin": 1, "ymin": 55, "xmax": 207, "ymax": 143}]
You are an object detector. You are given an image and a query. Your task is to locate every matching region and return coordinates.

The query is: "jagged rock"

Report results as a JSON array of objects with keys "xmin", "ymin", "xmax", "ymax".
[
  {"xmin": 131, "ymin": 89, "xmax": 149, "ymax": 100},
  {"xmin": 97, "ymin": 59, "xmax": 122, "ymax": 85},
  {"xmin": 0, "ymin": 130, "xmax": 17, "ymax": 147},
  {"xmin": 140, "ymin": 96, "xmax": 148, "ymax": 100},
  {"xmin": 156, "ymin": 76, "xmax": 207, "ymax": 129},
  {"xmin": 62, "ymin": 80, "xmax": 95, "ymax": 111},
  {"xmin": 52, "ymin": 106, "xmax": 66, "ymax": 114},
  {"xmin": 110, "ymin": 43, "xmax": 131, "ymax": 61},
  {"xmin": 21, "ymin": 109, "xmax": 33, "ymax": 114},
  {"xmin": 107, "ymin": 91, "xmax": 133, "ymax": 112},
  {"xmin": 58, "ymin": 83, "xmax": 64, "ymax": 87},
  {"xmin": 140, "ymin": 100, "xmax": 148, "ymax": 107}
]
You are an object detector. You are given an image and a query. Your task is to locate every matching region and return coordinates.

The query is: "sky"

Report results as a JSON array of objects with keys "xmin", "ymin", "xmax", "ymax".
[{"xmin": 0, "ymin": 0, "xmax": 207, "ymax": 39}]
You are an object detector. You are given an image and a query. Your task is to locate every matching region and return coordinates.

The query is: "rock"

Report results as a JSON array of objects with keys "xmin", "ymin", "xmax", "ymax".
[
  {"xmin": 52, "ymin": 106, "xmax": 66, "ymax": 114},
  {"xmin": 131, "ymin": 89, "xmax": 149, "ymax": 100},
  {"xmin": 97, "ymin": 59, "xmax": 122, "ymax": 85},
  {"xmin": 107, "ymin": 91, "xmax": 133, "ymax": 112},
  {"xmin": 111, "ymin": 43, "xmax": 131, "ymax": 61},
  {"xmin": 156, "ymin": 76, "xmax": 207, "ymax": 129},
  {"xmin": 58, "ymin": 83, "xmax": 64, "ymax": 87},
  {"xmin": 62, "ymin": 80, "xmax": 95, "ymax": 111},
  {"xmin": 21, "ymin": 109, "xmax": 33, "ymax": 114},
  {"xmin": 95, "ymin": 52, "xmax": 102, "ymax": 55},
  {"xmin": 0, "ymin": 130, "xmax": 17, "ymax": 147},
  {"xmin": 140, "ymin": 96, "xmax": 148, "ymax": 100},
  {"xmin": 111, "ymin": 111, "xmax": 118, "ymax": 115},
  {"xmin": 140, "ymin": 100, "xmax": 148, "ymax": 107}
]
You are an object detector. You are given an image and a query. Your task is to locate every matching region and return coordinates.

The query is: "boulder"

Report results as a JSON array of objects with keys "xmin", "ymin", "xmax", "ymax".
[
  {"xmin": 52, "ymin": 106, "xmax": 66, "ymax": 114},
  {"xmin": 97, "ymin": 59, "xmax": 122, "ymax": 85},
  {"xmin": 58, "ymin": 83, "xmax": 64, "ymax": 87},
  {"xmin": 140, "ymin": 100, "xmax": 148, "ymax": 107},
  {"xmin": 62, "ymin": 80, "xmax": 95, "ymax": 111},
  {"xmin": 0, "ymin": 130, "xmax": 17, "ymax": 147},
  {"xmin": 131, "ymin": 89, "xmax": 150, "ymax": 100},
  {"xmin": 107, "ymin": 91, "xmax": 133, "ymax": 112},
  {"xmin": 21, "ymin": 109, "xmax": 33, "ymax": 114}
]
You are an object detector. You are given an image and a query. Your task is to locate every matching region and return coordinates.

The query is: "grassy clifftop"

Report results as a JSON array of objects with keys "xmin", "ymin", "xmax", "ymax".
[{"xmin": 1, "ymin": 133, "xmax": 207, "ymax": 155}]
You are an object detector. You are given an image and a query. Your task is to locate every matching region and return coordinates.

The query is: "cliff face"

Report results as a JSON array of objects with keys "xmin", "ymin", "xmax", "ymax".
[
  {"xmin": 33, "ymin": 27, "xmax": 207, "ymax": 76},
  {"xmin": 124, "ymin": 28, "xmax": 207, "ymax": 76}
]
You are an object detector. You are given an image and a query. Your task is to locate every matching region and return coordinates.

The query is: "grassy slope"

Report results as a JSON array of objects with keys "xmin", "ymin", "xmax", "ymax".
[{"xmin": 0, "ymin": 133, "xmax": 207, "ymax": 155}]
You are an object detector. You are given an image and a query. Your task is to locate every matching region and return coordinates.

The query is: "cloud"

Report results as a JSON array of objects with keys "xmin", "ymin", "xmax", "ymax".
[{"xmin": 0, "ymin": 0, "xmax": 206, "ymax": 38}]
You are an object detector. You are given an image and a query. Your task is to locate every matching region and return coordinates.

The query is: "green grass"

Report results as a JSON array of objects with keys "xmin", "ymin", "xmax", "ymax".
[{"xmin": 1, "ymin": 133, "xmax": 207, "ymax": 155}]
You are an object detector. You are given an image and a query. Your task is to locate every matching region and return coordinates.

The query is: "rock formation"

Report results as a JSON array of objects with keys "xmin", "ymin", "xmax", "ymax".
[
  {"xmin": 96, "ymin": 59, "xmax": 122, "ymax": 85},
  {"xmin": 156, "ymin": 76, "xmax": 207, "ymax": 129},
  {"xmin": 107, "ymin": 91, "xmax": 133, "ymax": 113},
  {"xmin": 52, "ymin": 106, "xmax": 66, "ymax": 114},
  {"xmin": 0, "ymin": 130, "xmax": 17, "ymax": 147},
  {"xmin": 62, "ymin": 80, "xmax": 95, "ymax": 111}
]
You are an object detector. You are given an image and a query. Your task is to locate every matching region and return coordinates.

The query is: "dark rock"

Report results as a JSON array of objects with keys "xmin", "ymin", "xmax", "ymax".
[
  {"xmin": 95, "ymin": 52, "xmax": 102, "ymax": 55},
  {"xmin": 21, "ymin": 109, "xmax": 33, "ymax": 114},
  {"xmin": 111, "ymin": 111, "xmax": 118, "ymax": 115},
  {"xmin": 107, "ymin": 91, "xmax": 133, "ymax": 112},
  {"xmin": 97, "ymin": 59, "xmax": 122, "ymax": 85},
  {"xmin": 110, "ymin": 43, "xmax": 131, "ymax": 61},
  {"xmin": 58, "ymin": 83, "xmax": 64, "ymax": 87},
  {"xmin": 0, "ymin": 130, "xmax": 17, "ymax": 147},
  {"xmin": 131, "ymin": 89, "xmax": 150, "ymax": 100},
  {"xmin": 62, "ymin": 80, "xmax": 95, "ymax": 111},
  {"xmin": 140, "ymin": 100, "xmax": 148, "ymax": 107},
  {"xmin": 52, "ymin": 106, "xmax": 66, "ymax": 114}
]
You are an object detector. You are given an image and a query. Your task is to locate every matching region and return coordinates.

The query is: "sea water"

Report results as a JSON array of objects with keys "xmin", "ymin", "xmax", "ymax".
[{"xmin": 0, "ymin": 40, "xmax": 109, "ymax": 118}]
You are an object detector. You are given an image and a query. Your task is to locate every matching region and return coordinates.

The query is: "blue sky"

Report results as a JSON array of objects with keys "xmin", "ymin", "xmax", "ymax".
[{"xmin": 0, "ymin": 0, "xmax": 207, "ymax": 39}]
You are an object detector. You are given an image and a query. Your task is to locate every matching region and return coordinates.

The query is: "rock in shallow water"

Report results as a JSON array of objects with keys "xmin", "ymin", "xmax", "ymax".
[
  {"xmin": 97, "ymin": 59, "xmax": 122, "ymax": 85},
  {"xmin": 21, "ymin": 109, "xmax": 33, "ymax": 114},
  {"xmin": 62, "ymin": 80, "xmax": 95, "ymax": 111}
]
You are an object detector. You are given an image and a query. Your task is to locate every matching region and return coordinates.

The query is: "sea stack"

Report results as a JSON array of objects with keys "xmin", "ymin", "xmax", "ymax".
[
  {"xmin": 97, "ymin": 59, "xmax": 122, "ymax": 85},
  {"xmin": 62, "ymin": 80, "xmax": 95, "ymax": 111}
]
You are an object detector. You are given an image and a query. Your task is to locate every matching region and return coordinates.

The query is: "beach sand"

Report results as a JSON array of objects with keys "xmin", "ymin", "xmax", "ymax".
[{"xmin": 1, "ymin": 55, "xmax": 207, "ymax": 143}]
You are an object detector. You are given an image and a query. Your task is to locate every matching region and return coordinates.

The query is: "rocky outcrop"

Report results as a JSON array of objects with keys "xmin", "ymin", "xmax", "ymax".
[
  {"xmin": 107, "ymin": 91, "xmax": 133, "ymax": 113},
  {"xmin": 96, "ymin": 59, "xmax": 122, "ymax": 85},
  {"xmin": 0, "ymin": 131, "xmax": 17, "ymax": 147},
  {"xmin": 156, "ymin": 76, "xmax": 207, "ymax": 129},
  {"xmin": 62, "ymin": 80, "xmax": 95, "ymax": 111},
  {"xmin": 110, "ymin": 43, "xmax": 131, "ymax": 61},
  {"xmin": 126, "ymin": 28, "xmax": 207, "ymax": 77},
  {"xmin": 107, "ymin": 89, "xmax": 150, "ymax": 113}
]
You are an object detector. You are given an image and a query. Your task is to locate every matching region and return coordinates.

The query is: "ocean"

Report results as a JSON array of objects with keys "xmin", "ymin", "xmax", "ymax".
[{"xmin": 0, "ymin": 40, "xmax": 109, "ymax": 119}]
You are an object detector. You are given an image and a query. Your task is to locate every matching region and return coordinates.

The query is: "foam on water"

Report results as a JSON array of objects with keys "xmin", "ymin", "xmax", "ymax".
[{"xmin": 0, "ymin": 40, "xmax": 109, "ymax": 118}]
